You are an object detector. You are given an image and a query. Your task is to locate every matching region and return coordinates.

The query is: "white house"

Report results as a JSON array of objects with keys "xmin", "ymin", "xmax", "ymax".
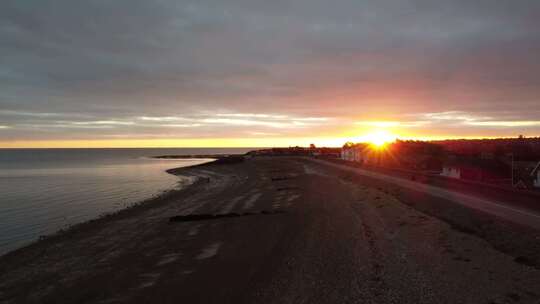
[
  {"xmin": 341, "ymin": 147, "xmax": 354, "ymax": 161},
  {"xmin": 341, "ymin": 144, "xmax": 371, "ymax": 163},
  {"xmin": 441, "ymin": 166, "xmax": 461, "ymax": 179},
  {"xmin": 440, "ymin": 159, "xmax": 509, "ymax": 182}
]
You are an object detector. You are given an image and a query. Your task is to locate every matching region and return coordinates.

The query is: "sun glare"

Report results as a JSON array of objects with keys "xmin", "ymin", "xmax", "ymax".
[{"xmin": 362, "ymin": 130, "xmax": 396, "ymax": 148}]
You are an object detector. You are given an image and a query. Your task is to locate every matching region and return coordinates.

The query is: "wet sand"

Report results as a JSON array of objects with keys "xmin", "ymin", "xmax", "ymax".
[{"xmin": 1, "ymin": 157, "xmax": 540, "ymax": 303}]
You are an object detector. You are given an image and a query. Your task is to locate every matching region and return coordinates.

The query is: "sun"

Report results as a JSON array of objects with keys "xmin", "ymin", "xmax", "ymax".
[{"xmin": 362, "ymin": 130, "xmax": 396, "ymax": 148}]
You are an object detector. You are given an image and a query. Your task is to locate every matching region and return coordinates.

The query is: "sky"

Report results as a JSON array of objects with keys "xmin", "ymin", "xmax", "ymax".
[{"xmin": 1, "ymin": 0, "xmax": 539, "ymax": 148}]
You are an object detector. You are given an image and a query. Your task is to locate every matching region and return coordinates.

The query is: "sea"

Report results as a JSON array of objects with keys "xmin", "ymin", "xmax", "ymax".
[{"xmin": 0, "ymin": 148, "xmax": 254, "ymax": 256}]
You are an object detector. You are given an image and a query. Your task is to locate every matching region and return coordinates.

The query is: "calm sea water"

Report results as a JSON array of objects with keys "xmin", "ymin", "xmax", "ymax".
[{"xmin": 0, "ymin": 148, "xmax": 254, "ymax": 255}]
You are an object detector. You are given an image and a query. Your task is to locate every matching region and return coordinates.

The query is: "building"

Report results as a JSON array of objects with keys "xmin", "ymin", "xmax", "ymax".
[
  {"xmin": 441, "ymin": 166, "xmax": 461, "ymax": 178},
  {"xmin": 341, "ymin": 143, "xmax": 370, "ymax": 163},
  {"xmin": 341, "ymin": 145, "xmax": 355, "ymax": 161},
  {"xmin": 440, "ymin": 158, "xmax": 510, "ymax": 182}
]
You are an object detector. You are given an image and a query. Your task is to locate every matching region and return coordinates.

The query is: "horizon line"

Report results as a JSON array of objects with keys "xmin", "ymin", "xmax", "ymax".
[{"xmin": 1, "ymin": 135, "xmax": 539, "ymax": 149}]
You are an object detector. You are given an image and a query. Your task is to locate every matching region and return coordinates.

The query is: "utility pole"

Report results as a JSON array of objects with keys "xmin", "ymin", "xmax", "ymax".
[{"xmin": 511, "ymin": 153, "xmax": 514, "ymax": 187}]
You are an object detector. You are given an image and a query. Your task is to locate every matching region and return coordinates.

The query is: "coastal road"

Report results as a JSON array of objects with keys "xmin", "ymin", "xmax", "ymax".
[
  {"xmin": 1, "ymin": 157, "xmax": 540, "ymax": 303},
  {"xmin": 306, "ymin": 158, "xmax": 540, "ymax": 230}
]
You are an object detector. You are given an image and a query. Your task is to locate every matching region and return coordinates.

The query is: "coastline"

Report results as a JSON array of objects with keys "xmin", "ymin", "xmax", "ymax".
[
  {"xmin": 1, "ymin": 156, "xmax": 540, "ymax": 303},
  {"xmin": 153, "ymin": 153, "xmax": 243, "ymax": 160},
  {"xmin": 0, "ymin": 158, "xmax": 218, "ymax": 259}
]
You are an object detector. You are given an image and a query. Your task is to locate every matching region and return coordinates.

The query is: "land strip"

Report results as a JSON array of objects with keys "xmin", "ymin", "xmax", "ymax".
[{"xmin": 1, "ymin": 157, "xmax": 539, "ymax": 303}]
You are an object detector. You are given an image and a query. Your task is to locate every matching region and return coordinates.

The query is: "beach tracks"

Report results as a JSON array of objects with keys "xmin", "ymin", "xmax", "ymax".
[
  {"xmin": 3, "ymin": 157, "xmax": 540, "ymax": 303},
  {"xmin": 267, "ymin": 168, "xmax": 303, "ymax": 209},
  {"xmin": 0, "ymin": 158, "xmax": 328, "ymax": 303},
  {"xmin": 169, "ymin": 210, "xmax": 285, "ymax": 222}
]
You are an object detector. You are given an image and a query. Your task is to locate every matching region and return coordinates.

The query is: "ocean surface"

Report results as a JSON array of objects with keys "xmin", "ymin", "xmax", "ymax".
[{"xmin": 0, "ymin": 148, "xmax": 254, "ymax": 255}]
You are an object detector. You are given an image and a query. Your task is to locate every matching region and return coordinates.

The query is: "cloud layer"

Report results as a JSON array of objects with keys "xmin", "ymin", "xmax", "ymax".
[{"xmin": 1, "ymin": 0, "xmax": 539, "ymax": 145}]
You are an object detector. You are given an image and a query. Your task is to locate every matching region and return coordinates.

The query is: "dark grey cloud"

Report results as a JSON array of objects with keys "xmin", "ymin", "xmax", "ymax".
[{"xmin": 1, "ymin": 0, "xmax": 540, "ymax": 142}]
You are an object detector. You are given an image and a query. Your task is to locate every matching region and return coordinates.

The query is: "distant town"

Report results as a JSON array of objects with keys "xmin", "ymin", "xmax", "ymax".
[{"xmin": 249, "ymin": 136, "xmax": 540, "ymax": 191}]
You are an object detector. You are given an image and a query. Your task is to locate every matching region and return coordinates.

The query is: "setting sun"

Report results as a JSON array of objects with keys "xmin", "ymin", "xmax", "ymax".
[{"xmin": 362, "ymin": 130, "xmax": 397, "ymax": 148}]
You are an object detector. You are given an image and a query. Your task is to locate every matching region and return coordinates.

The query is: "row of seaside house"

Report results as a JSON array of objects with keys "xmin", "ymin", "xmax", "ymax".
[{"xmin": 341, "ymin": 143, "xmax": 540, "ymax": 188}]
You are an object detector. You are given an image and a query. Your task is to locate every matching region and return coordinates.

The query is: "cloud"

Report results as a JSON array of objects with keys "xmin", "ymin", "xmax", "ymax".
[
  {"xmin": 161, "ymin": 123, "xmax": 202, "ymax": 128},
  {"xmin": 215, "ymin": 113, "xmax": 288, "ymax": 119},
  {"xmin": 355, "ymin": 121, "xmax": 430, "ymax": 128},
  {"xmin": 464, "ymin": 121, "xmax": 540, "ymax": 127},
  {"xmin": 1, "ymin": 0, "xmax": 540, "ymax": 142},
  {"xmin": 421, "ymin": 111, "xmax": 495, "ymax": 122},
  {"xmin": 201, "ymin": 118, "xmax": 296, "ymax": 128},
  {"xmin": 247, "ymin": 131, "xmax": 280, "ymax": 136},
  {"xmin": 0, "ymin": 110, "xmax": 88, "ymax": 118},
  {"xmin": 16, "ymin": 123, "xmax": 115, "ymax": 129},
  {"xmin": 420, "ymin": 111, "xmax": 540, "ymax": 129},
  {"xmin": 138, "ymin": 116, "xmax": 188, "ymax": 122},
  {"xmin": 67, "ymin": 120, "xmax": 135, "ymax": 126}
]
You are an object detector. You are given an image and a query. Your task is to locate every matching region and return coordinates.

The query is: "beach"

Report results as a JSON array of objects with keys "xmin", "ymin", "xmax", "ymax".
[
  {"xmin": 1, "ymin": 156, "xmax": 540, "ymax": 303},
  {"xmin": 0, "ymin": 148, "xmax": 251, "ymax": 255}
]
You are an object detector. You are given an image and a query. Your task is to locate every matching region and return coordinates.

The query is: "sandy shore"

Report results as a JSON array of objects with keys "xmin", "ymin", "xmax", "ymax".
[{"xmin": 1, "ymin": 157, "xmax": 540, "ymax": 303}]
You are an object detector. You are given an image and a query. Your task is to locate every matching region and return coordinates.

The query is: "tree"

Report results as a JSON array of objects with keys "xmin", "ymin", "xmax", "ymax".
[{"xmin": 343, "ymin": 142, "xmax": 355, "ymax": 148}]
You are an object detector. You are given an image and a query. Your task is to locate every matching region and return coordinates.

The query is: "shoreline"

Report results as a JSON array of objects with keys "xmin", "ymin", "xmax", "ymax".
[
  {"xmin": 2, "ymin": 155, "xmax": 539, "ymax": 263},
  {"xmin": 152, "ymin": 153, "xmax": 245, "ymax": 160},
  {"xmin": 1, "ymin": 157, "xmax": 540, "ymax": 303},
  {"xmin": 0, "ymin": 159, "xmax": 218, "ymax": 259}
]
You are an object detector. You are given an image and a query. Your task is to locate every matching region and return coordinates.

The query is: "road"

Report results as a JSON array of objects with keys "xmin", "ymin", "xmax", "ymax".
[
  {"xmin": 308, "ymin": 158, "xmax": 540, "ymax": 230},
  {"xmin": 1, "ymin": 157, "xmax": 539, "ymax": 304}
]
